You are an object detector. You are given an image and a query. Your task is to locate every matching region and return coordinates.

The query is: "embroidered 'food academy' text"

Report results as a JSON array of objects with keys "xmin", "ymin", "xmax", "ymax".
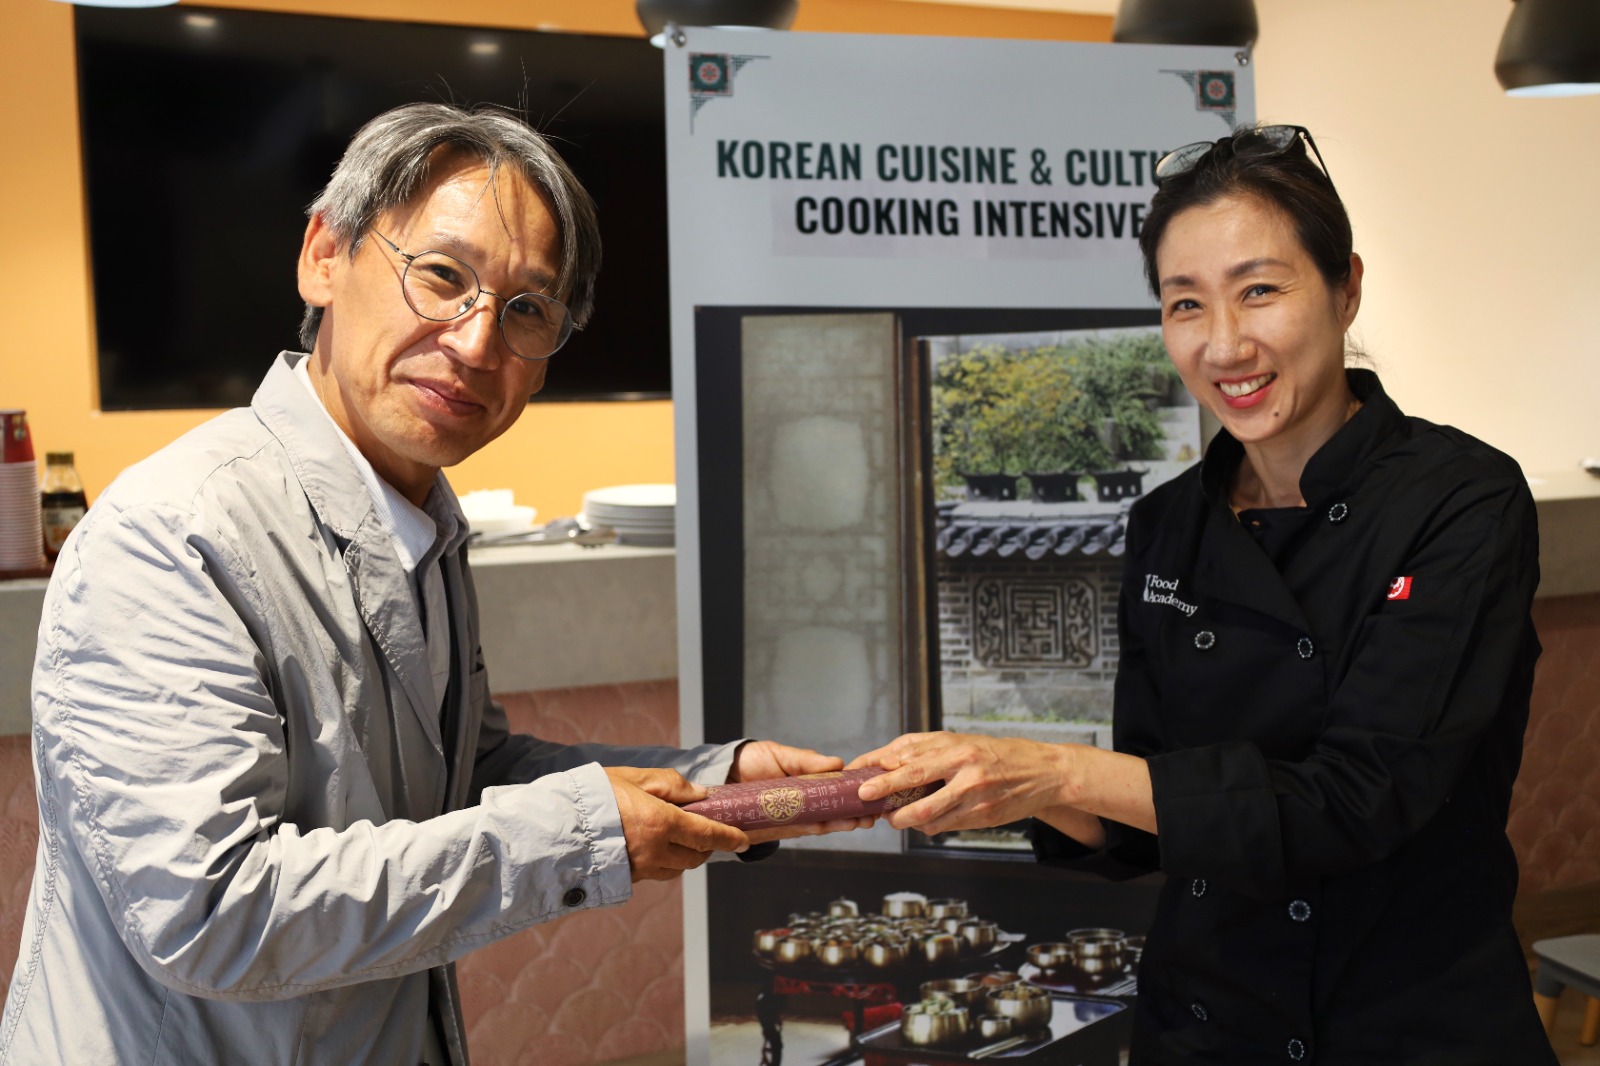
[{"xmin": 1144, "ymin": 573, "xmax": 1197, "ymax": 616}]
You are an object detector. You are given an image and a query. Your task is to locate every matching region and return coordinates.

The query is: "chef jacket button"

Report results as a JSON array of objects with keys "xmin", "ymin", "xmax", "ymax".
[
  {"xmin": 1327, "ymin": 501, "xmax": 1349, "ymax": 523},
  {"xmin": 1191, "ymin": 878, "xmax": 1207, "ymax": 898},
  {"xmin": 1194, "ymin": 630, "xmax": 1216, "ymax": 651},
  {"xmin": 562, "ymin": 887, "xmax": 587, "ymax": 908},
  {"xmin": 1190, "ymin": 1001, "xmax": 1209, "ymax": 1022},
  {"xmin": 1288, "ymin": 899, "xmax": 1312, "ymax": 922},
  {"xmin": 1288, "ymin": 1037, "xmax": 1307, "ymax": 1061},
  {"xmin": 1296, "ymin": 637, "xmax": 1315, "ymax": 660}
]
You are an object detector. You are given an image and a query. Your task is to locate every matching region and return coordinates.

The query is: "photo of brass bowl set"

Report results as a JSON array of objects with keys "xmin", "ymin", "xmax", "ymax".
[
  {"xmin": 751, "ymin": 892, "xmax": 1134, "ymax": 1064},
  {"xmin": 753, "ymin": 893, "xmax": 1012, "ymax": 974}
]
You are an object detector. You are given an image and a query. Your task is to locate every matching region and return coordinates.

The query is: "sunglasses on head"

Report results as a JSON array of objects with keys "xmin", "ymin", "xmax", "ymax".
[{"xmin": 1154, "ymin": 124, "xmax": 1335, "ymax": 193}]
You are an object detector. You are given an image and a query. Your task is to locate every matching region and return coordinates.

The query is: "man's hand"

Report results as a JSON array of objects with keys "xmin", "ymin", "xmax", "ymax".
[
  {"xmin": 730, "ymin": 741, "xmax": 876, "ymax": 843},
  {"xmin": 605, "ymin": 767, "xmax": 751, "ymax": 882},
  {"xmin": 729, "ymin": 739, "xmax": 843, "ymax": 783}
]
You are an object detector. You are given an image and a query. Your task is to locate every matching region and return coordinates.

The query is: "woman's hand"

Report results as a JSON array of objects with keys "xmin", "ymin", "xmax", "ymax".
[
  {"xmin": 851, "ymin": 732, "xmax": 1158, "ymax": 839},
  {"xmin": 849, "ymin": 731, "xmax": 1076, "ymax": 835}
]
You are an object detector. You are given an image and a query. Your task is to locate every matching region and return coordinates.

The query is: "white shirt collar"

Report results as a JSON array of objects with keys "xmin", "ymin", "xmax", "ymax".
[{"xmin": 292, "ymin": 355, "xmax": 458, "ymax": 575}]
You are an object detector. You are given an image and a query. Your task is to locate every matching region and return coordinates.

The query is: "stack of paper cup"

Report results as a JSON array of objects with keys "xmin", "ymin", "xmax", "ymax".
[{"xmin": 1, "ymin": 410, "xmax": 46, "ymax": 571}]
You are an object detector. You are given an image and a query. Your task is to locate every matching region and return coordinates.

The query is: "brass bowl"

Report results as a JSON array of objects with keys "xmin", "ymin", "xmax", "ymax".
[
  {"xmin": 978, "ymin": 1015, "xmax": 1014, "ymax": 1040},
  {"xmin": 986, "ymin": 985, "xmax": 1052, "ymax": 1032},
  {"xmin": 1066, "ymin": 928, "xmax": 1126, "ymax": 957},
  {"xmin": 1074, "ymin": 953, "xmax": 1126, "ymax": 976},
  {"xmin": 1027, "ymin": 942, "xmax": 1076, "ymax": 971},
  {"xmin": 901, "ymin": 1001, "xmax": 970, "ymax": 1047},
  {"xmin": 921, "ymin": 934, "xmax": 962, "ymax": 965},
  {"xmin": 1124, "ymin": 936, "xmax": 1146, "ymax": 966},
  {"xmin": 828, "ymin": 897, "xmax": 860, "ymax": 918},
  {"xmin": 817, "ymin": 937, "xmax": 859, "ymax": 968},
  {"xmin": 927, "ymin": 897, "xmax": 969, "ymax": 920},
  {"xmin": 774, "ymin": 935, "xmax": 814, "ymax": 964},
  {"xmin": 958, "ymin": 920, "xmax": 999, "ymax": 953},
  {"xmin": 753, "ymin": 928, "xmax": 790, "ymax": 956},
  {"xmin": 883, "ymin": 892, "xmax": 928, "ymax": 919},
  {"xmin": 919, "ymin": 977, "xmax": 987, "ymax": 1010},
  {"xmin": 939, "ymin": 916, "xmax": 967, "ymax": 936},
  {"xmin": 1069, "ymin": 932, "xmax": 1126, "ymax": 965},
  {"xmin": 863, "ymin": 938, "xmax": 907, "ymax": 969}
]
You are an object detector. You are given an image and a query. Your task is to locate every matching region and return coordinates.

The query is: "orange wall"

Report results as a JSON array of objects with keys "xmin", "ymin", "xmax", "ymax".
[{"xmin": 1, "ymin": 0, "xmax": 1107, "ymax": 521}]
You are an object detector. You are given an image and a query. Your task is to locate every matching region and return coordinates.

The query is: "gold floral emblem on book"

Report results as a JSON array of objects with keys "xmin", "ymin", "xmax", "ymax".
[
  {"xmin": 758, "ymin": 785, "xmax": 807, "ymax": 823},
  {"xmin": 880, "ymin": 784, "xmax": 929, "ymax": 811}
]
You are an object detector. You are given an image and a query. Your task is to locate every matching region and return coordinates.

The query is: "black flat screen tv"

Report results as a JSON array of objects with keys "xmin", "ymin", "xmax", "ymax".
[{"xmin": 75, "ymin": 6, "xmax": 670, "ymax": 408}]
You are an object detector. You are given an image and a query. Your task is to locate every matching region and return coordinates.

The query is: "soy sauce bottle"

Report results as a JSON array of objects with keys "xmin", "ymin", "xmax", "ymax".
[{"xmin": 41, "ymin": 452, "xmax": 88, "ymax": 560}]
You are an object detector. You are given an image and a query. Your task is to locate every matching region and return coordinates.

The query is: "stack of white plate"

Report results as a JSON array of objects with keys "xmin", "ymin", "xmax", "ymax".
[
  {"xmin": 0, "ymin": 461, "xmax": 45, "ymax": 571},
  {"xmin": 582, "ymin": 483, "xmax": 675, "ymax": 547}
]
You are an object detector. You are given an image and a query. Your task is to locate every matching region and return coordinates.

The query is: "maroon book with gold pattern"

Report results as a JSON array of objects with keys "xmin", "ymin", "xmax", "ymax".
[{"xmin": 681, "ymin": 767, "xmax": 934, "ymax": 830}]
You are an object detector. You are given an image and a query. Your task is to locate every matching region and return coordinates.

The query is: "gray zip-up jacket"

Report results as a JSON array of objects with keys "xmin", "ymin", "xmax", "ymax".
[{"xmin": 1, "ymin": 353, "xmax": 737, "ymax": 1064}]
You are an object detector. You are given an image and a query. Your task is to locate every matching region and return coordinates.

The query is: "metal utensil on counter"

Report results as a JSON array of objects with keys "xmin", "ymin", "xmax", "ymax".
[{"xmin": 469, "ymin": 517, "xmax": 618, "ymax": 547}]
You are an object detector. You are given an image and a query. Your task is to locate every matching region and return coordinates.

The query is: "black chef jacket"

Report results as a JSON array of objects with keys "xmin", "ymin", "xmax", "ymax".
[{"xmin": 1033, "ymin": 371, "xmax": 1555, "ymax": 1065}]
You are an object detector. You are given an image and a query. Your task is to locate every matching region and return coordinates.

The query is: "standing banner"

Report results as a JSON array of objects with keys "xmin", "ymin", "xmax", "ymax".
[{"xmin": 665, "ymin": 28, "xmax": 1253, "ymax": 1065}]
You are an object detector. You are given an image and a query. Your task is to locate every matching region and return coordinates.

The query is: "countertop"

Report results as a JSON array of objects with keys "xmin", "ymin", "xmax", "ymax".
[
  {"xmin": 0, "ymin": 541, "xmax": 676, "ymax": 737},
  {"xmin": 1527, "ymin": 468, "xmax": 1600, "ymax": 599}
]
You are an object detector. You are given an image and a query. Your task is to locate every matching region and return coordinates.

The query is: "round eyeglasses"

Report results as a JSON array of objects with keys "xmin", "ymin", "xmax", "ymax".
[{"xmin": 369, "ymin": 229, "xmax": 574, "ymax": 362}]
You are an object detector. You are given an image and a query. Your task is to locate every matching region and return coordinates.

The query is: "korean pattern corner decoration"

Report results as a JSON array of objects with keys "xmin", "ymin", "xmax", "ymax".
[
  {"xmin": 1164, "ymin": 69, "xmax": 1238, "ymax": 130},
  {"xmin": 688, "ymin": 52, "xmax": 768, "ymax": 131}
]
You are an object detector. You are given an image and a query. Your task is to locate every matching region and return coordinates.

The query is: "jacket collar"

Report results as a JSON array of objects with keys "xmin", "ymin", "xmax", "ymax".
[
  {"xmin": 1198, "ymin": 368, "xmax": 1405, "ymax": 510},
  {"xmin": 1190, "ymin": 370, "xmax": 1405, "ymax": 629},
  {"xmin": 253, "ymin": 352, "xmax": 449, "ymax": 794},
  {"xmin": 252, "ymin": 352, "xmax": 380, "ymax": 542}
]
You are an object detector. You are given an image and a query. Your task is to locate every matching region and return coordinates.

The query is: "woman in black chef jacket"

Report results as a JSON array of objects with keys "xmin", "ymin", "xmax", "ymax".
[{"xmin": 852, "ymin": 125, "xmax": 1555, "ymax": 1065}]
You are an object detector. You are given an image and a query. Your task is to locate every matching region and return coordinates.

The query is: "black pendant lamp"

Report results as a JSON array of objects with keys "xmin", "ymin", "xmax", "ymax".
[
  {"xmin": 1495, "ymin": 0, "xmax": 1600, "ymax": 97},
  {"xmin": 636, "ymin": 0, "xmax": 798, "ymax": 38},
  {"xmin": 1112, "ymin": 0, "xmax": 1259, "ymax": 49}
]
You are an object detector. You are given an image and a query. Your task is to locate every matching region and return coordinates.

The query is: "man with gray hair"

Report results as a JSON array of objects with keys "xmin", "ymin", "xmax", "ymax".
[{"xmin": 1, "ymin": 103, "xmax": 862, "ymax": 1064}]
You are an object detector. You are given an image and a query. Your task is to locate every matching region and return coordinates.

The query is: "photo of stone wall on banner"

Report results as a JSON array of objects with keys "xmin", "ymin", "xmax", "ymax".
[{"xmin": 740, "ymin": 313, "xmax": 907, "ymax": 770}]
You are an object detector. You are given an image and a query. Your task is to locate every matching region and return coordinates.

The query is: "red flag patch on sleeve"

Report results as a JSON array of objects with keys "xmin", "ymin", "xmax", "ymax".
[{"xmin": 1386, "ymin": 576, "xmax": 1413, "ymax": 601}]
